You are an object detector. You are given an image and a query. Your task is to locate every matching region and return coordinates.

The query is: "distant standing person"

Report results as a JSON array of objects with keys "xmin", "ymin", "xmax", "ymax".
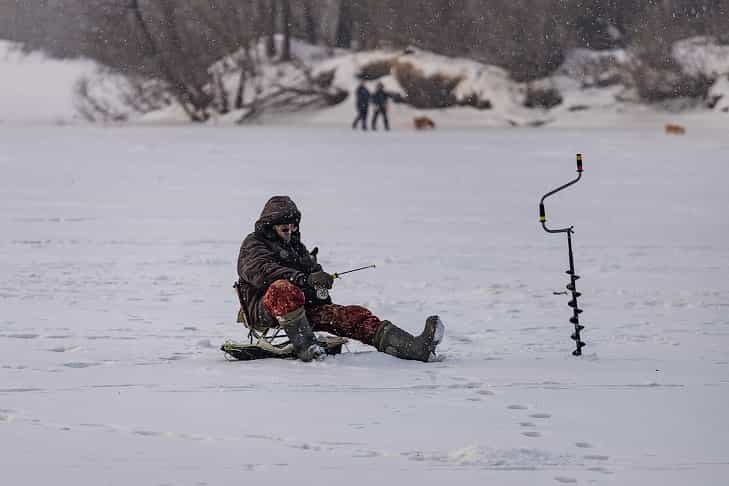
[
  {"xmin": 371, "ymin": 82, "xmax": 390, "ymax": 131},
  {"xmin": 352, "ymin": 81, "xmax": 370, "ymax": 131}
]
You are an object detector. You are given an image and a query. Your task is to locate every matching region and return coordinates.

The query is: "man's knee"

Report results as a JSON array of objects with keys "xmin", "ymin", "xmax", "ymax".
[{"xmin": 263, "ymin": 279, "xmax": 305, "ymax": 317}]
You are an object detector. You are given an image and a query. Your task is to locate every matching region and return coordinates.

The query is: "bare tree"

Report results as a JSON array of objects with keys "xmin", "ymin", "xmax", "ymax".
[{"xmin": 125, "ymin": 0, "xmax": 213, "ymax": 120}]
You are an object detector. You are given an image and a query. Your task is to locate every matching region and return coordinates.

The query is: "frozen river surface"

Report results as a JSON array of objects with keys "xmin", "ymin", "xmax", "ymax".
[{"xmin": 1, "ymin": 126, "xmax": 728, "ymax": 485}]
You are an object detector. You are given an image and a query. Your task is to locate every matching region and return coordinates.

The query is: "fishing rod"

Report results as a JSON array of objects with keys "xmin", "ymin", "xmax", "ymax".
[
  {"xmin": 332, "ymin": 264, "xmax": 377, "ymax": 279},
  {"xmin": 315, "ymin": 264, "xmax": 377, "ymax": 299},
  {"xmin": 539, "ymin": 153, "xmax": 586, "ymax": 356}
]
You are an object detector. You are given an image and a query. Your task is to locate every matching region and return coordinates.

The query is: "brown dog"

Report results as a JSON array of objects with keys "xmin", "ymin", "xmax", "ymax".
[
  {"xmin": 665, "ymin": 124, "xmax": 686, "ymax": 135},
  {"xmin": 414, "ymin": 116, "xmax": 436, "ymax": 130}
]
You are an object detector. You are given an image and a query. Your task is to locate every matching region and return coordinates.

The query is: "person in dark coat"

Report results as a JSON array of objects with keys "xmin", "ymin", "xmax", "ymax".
[
  {"xmin": 351, "ymin": 81, "xmax": 370, "ymax": 131},
  {"xmin": 370, "ymin": 82, "xmax": 390, "ymax": 131},
  {"xmin": 237, "ymin": 196, "xmax": 445, "ymax": 362}
]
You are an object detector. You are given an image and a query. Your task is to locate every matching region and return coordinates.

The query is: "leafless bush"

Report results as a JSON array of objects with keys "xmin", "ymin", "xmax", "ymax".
[
  {"xmin": 238, "ymin": 62, "xmax": 347, "ymax": 123},
  {"xmin": 524, "ymin": 85, "xmax": 563, "ymax": 109},
  {"xmin": 393, "ymin": 62, "xmax": 462, "ymax": 109},
  {"xmin": 74, "ymin": 77, "xmax": 128, "ymax": 123},
  {"xmin": 706, "ymin": 93, "xmax": 723, "ymax": 109},
  {"xmin": 238, "ymin": 86, "xmax": 347, "ymax": 123},
  {"xmin": 563, "ymin": 53, "xmax": 628, "ymax": 88},
  {"xmin": 73, "ymin": 70, "xmax": 172, "ymax": 122},
  {"xmin": 357, "ymin": 58, "xmax": 395, "ymax": 80},
  {"xmin": 457, "ymin": 93, "xmax": 492, "ymax": 110},
  {"xmin": 626, "ymin": 3, "xmax": 717, "ymax": 103},
  {"xmin": 629, "ymin": 60, "xmax": 715, "ymax": 102},
  {"xmin": 568, "ymin": 104, "xmax": 590, "ymax": 112},
  {"xmin": 313, "ymin": 68, "xmax": 336, "ymax": 88}
]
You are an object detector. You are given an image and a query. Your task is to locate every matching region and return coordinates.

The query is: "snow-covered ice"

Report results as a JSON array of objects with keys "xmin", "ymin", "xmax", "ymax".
[{"xmin": 1, "ymin": 125, "xmax": 728, "ymax": 485}]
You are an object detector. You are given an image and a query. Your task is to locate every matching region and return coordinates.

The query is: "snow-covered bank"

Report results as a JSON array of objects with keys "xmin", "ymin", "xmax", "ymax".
[
  {"xmin": 1, "ymin": 125, "xmax": 728, "ymax": 485},
  {"xmin": 2, "ymin": 37, "xmax": 728, "ymax": 128},
  {"xmin": 141, "ymin": 37, "xmax": 729, "ymax": 128}
]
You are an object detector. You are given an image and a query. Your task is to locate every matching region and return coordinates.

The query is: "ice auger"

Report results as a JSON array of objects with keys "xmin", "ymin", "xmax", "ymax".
[{"xmin": 539, "ymin": 154, "xmax": 586, "ymax": 356}]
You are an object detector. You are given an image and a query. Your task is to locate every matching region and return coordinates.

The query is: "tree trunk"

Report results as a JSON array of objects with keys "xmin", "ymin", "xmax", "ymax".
[
  {"xmin": 302, "ymin": 0, "xmax": 318, "ymax": 45},
  {"xmin": 265, "ymin": 0, "xmax": 277, "ymax": 58},
  {"xmin": 215, "ymin": 71, "xmax": 229, "ymax": 114},
  {"xmin": 334, "ymin": 0, "xmax": 353, "ymax": 48},
  {"xmin": 235, "ymin": 69, "xmax": 247, "ymax": 109},
  {"xmin": 280, "ymin": 0, "xmax": 291, "ymax": 61}
]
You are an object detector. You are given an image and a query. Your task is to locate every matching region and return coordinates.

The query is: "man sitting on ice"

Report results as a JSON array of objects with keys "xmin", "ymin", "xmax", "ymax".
[{"xmin": 236, "ymin": 195, "xmax": 444, "ymax": 362}]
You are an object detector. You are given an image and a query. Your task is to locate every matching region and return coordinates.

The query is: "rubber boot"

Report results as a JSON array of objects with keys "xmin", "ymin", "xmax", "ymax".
[
  {"xmin": 373, "ymin": 315, "xmax": 445, "ymax": 362},
  {"xmin": 277, "ymin": 307, "xmax": 324, "ymax": 362}
]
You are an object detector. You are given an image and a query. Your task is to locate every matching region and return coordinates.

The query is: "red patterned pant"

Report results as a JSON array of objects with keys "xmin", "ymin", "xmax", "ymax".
[{"xmin": 262, "ymin": 279, "xmax": 382, "ymax": 345}]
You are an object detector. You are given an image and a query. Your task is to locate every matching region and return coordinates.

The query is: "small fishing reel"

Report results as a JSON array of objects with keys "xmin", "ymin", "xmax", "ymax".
[{"xmin": 315, "ymin": 286, "xmax": 330, "ymax": 300}]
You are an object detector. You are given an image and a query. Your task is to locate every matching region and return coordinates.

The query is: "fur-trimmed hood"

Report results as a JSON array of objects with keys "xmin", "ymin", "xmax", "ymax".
[{"xmin": 254, "ymin": 196, "xmax": 302, "ymax": 240}]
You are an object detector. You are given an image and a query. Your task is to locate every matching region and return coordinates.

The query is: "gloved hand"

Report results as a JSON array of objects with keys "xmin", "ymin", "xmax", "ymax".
[
  {"xmin": 307, "ymin": 271, "xmax": 334, "ymax": 289},
  {"xmin": 306, "ymin": 247, "xmax": 319, "ymax": 266}
]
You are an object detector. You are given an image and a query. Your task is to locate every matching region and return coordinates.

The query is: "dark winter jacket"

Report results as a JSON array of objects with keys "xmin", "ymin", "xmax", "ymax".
[
  {"xmin": 237, "ymin": 196, "xmax": 327, "ymax": 328},
  {"xmin": 355, "ymin": 85, "xmax": 371, "ymax": 111},
  {"xmin": 372, "ymin": 87, "xmax": 389, "ymax": 109}
]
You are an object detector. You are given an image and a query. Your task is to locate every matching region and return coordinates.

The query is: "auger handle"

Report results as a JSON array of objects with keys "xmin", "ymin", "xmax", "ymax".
[{"xmin": 540, "ymin": 154, "xmax": 583, "ymax": 234}]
